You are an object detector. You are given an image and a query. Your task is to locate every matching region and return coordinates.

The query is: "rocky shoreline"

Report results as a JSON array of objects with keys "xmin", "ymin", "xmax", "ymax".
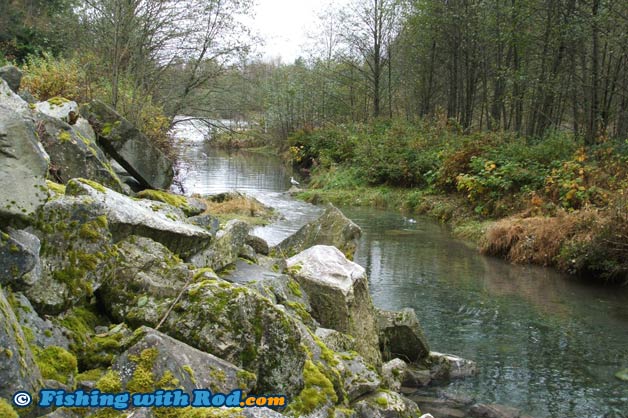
[{"xmin": 1, "ymin": 66, "xmax": 529, "ymax": 418}]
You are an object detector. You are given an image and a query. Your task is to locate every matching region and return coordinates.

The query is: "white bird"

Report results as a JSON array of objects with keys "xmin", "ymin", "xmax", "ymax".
[{"xmin": 290, "ymin": 176, "xmax": 300, "ymax": 186}]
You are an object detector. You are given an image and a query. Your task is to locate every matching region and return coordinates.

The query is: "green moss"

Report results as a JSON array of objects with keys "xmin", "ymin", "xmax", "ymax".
[
  {"xmin": 76, "ymin": 368, "xmax": 106, "ymax": 382},
  {"xmin": 374, "ymin": 394, "xmax": 389, "ymax": 407},
  {"xmin": 286, "ymin": 360, "xmax": 338, "ymax": 416},
  {"xmin": 137, "ymin": 189, "xmax": 192, "ymax": 212},
  {"xmin": 77, "ymin": 178, "xmax": 107, "ymax": 193},
  {"xmin": 182, "ymin": 365, "xmax": 197, "ymax": 385},
  {"xmin": 235, "ymin": 369, "xmax": 256, "ymax": 390},
  {"xmin": 127, "ymin": 348, "xmax": 159, "ymax": 393},
  {"xmin": 285, "ymin": 301, "xmax": 314, "ymax": 325},
  {"xmin": 193, "ymin": 268, "xmax": 217, "ymax": 281},
  {"xmin": 0, "ymin": 398, "xmax": 18, "ymax": 418},
  {"xmin": 47, "ymin": 96, "xmax": 70, "ymax": 106},
  {"xmin": 57, "ymin": 130, "xmax": 72, "ymax": 143},
  {"xmin": 96, "ymin": 370, "xmax": 122, "ymax": 392},
  {"xmin": 34, "ymin": 346, "xmax": 78, "ymax": 384},
  {"xmin": 46, "ymin": 180, "xmax": 66, "ymax": 195},
  {"xmin": 287, "ymin": 278, "xmax": 303, "ymax": 297}
]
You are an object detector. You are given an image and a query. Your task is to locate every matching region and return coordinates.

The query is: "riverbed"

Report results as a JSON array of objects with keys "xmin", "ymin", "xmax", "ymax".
[{"xmin": 171, "ymin": 133, "xmax": 628, "ymax": 418}]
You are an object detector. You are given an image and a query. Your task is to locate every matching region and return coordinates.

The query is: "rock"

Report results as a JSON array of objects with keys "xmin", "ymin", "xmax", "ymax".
[
  {"xmin": 10, "ymin": 292, "xmax": 69, "ymax": 350},
  {"xmin": 0, "ymin": 79, "xmax": 29, "ymax": 113},
  {"xmin": 403, "ymin": 366, "xmax": 432, "ymax": 388},
  {"xmin": 0, "ymin": 65, "xmax": 22, "ymax": 92},
  {"xmin": 35, "ymin": 114, "xmax": 126, "ymax": 193},
  {"xmin": 38, "ymin": 409, "xmax": 82, "ymax": 418},
  {"xmin": 187, "ymin": 213, "xmax": 220, "ymax": 234},
  {"xmin": 100, "ymin": 238, "xmax": 306, "ymax": 397},
  {"xmin": 469, "ymin": 403, "xmax": 532, "ymax": 418},
  {"xmin": 428, "ymin": 352, "xmax": 478, "ymax": 381},
  {"xmin": 73, "ymin": 117, "xmax": 96, "ymax": 142},
  {"xmin": 26, "ymin": 188, "xmax": 119, "ymax": 314},
  {"xmin": 337, "ymin": 353, "xmax": 381, "ymax": 401},
  {"xmin": 382, "ymin": 358, "xmax": 408, "ymax": 392},
  {"xmin": 0, "ymin": 287, "xmax": 42, "ymax": 401},
  {"xmin": 615, "ymin": 368, "xmax": 628, "ymax": 381},
  {"xmin": 286, "ymin": 245, "xmax": 381, "ymax": 366},
  {"xmin": 188, "ymin": 219, "xmax": 249, "ymax": 270},
  {"xmin": 112, "ymin": 326, "xmax": 256, "ymax": 394},
  {"xmin": 64, "ymin": 178, "xmax": 212, "ymax": 258},
  {"xmin": 0, "ymin": 228, "xmax": 40, "ymax": 286},
  {"xmin": 136, "ymin": 189, "xmax": 207, "ymax": 217},
  {"xmin": 377, "ymin": 308, "xmax": 430, "ymax": 363},
  {"xmin": 353, "ymin": 390, "xmax": 422, "ymax": 418},
  {"xmin": 34, "ymin": 98, "xmax": 79, "ymax": 124},
  {"xmin": 0, "ymin": 105, "xmax": 49, "ymax": 221},
  {"xmin": 276, "ymin": 205, "xmax": 362, "ymax": 259},
  {"xmin": 247, "ymin": 234, "xmax": 270, "ymax": 255},
  {"xmin": 315, "ymin": 328, "xmax": 356, "ymax": 353},
  {"xmin": 80, "ymin": 100, "xmax": 174, "ymax": 190}
]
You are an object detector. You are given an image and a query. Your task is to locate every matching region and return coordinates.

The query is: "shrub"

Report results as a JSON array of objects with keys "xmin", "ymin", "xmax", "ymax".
[{"xmin": 21, "ymin": 52, "xmax": 88, "ymax": 101}]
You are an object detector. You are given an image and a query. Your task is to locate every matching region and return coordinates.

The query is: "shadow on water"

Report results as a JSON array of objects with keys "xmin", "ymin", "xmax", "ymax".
[{"xmin": 171, "ymin": 129, "xmax": 628, "ymax": 418}]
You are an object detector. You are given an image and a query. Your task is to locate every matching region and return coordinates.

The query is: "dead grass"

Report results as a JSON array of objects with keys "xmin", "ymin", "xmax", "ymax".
[
  {"xmin": 198, "ymin": 193, "xmax": 275, "ymax": 226},
  {"xmin": 481, "ymin": 209, "xmax": 599, "ymax": 266}
]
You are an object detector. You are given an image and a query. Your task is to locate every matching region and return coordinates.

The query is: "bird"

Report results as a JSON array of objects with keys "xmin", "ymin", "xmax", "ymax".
[{"xmin": 290, "ymin": 176, "xmax": 300, "ymax": 186}]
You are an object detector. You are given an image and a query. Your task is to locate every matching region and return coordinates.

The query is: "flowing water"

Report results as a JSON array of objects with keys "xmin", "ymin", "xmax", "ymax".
[{"xmin": 171, "ymin": 125, "xmax": 628, "ymax": 418}]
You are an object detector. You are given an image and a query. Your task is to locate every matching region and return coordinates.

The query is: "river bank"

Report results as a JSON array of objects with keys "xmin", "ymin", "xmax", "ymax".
[{"xmin": 280, "ymin": 122, "xmax": 628, "ymax": 285}]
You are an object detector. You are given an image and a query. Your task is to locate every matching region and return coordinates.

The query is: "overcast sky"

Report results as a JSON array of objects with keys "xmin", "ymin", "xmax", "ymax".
[{"xmin": 247, "ymin": 0, "xmax": 346, "ymax": 63}]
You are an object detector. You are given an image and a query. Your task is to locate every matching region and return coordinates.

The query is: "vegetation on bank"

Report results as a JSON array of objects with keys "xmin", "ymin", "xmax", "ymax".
[{"xmin": 288, "ymin": 121, "xmax": 628, "ymax": 284}]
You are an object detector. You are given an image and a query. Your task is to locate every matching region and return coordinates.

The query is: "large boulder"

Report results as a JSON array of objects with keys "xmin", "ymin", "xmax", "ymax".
[
  {"xmin": 35, "ymin": 114, "xmax": 127, "ymax": 193},
  {"xmin": 64, "ymin": 178, "xmax": 212, "ymax": 258},
  {"xmin": 80, "ymin": 100, "xmax": 174, "ymax": 190},
  {"xmin": 34, "ymin": 98, "xmax": 79, "ymax": 124},
  {"xmin": 377, "ymin": 308, "xmax": 430, "ymax": 363},
  {"xmin": 0, "ymin": 65, "xmax": 22, "ymax": 92},
  {"xmin": 0, "ymin": 104, "xmax": 49, "ymax": 222},
  {"xmin": 111, "ymin": 326, "xmax": 256, "ymax": 394},
  {"xmin": 0, "ymin": 79, "xmax": 29, "ymax": 113},
  {"xmin": 0, "ymin": 228, "xmax": 41, "ymax": 286},
  {"xmin": 0, "ymin": 286, "xmax": 43, "ymax": 402},
  {"xmin": 286, "ymin": 245, "xmax": 381, "ymax": 366},
  {"xmin": 100, "ymin": 236, "xmax": 307, "ymax": 397},
  {"xmin": 276, "ymin": 205, "xmax": 362, "ymax": 259},
  {"xmin": 427, "ymin": 352, "xmax": 478, "ymax": 381},
  {"xmin": 188, "ymin": 219, "xmax": 250, "ymax": 270},
  {"xmin": 353, "ymin": 390, "xmax": 422, "ymax": 418},
  {"xmin": 27, "ymin": 187, "xmax": 119, "ymax": 314}
]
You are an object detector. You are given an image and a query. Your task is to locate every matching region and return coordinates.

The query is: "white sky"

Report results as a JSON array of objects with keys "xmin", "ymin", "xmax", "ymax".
[{"xmin": 247, "ymin": 0, "xmax": 344, "ymax": 63}]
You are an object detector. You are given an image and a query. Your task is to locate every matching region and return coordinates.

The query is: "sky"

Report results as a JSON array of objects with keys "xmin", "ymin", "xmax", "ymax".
[{"xmin": 247, "ymin": 0, "xmax": 345, "ymax": 63}]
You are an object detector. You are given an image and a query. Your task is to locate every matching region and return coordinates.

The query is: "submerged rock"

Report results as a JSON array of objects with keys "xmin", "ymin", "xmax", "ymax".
[
  {"xmin": 377, "ymin": 308, "xmax": 430, "ymax": 363},
  {"xmin": 80, "ymin": 100, "xmax": 174, "ymax": 190},
  {"xmin": 35, "ymin": 114, "xmax": 126, "ymax": 193},
  {"xmin": 111, "ymin": 326, "xmax": 256, "ymax": 394},
  {"xmin": 0, "ymin": 287, "xmax": 43, "ymax": 401},
  {"xmin": 286, "ymin": 245, "xmax": 381, "ymax": 366},
  {"xmin": 428, "ymin": 352, "xmax": 478, "ymax": 381},
  {"xmin": 276, "ymin": 205, "xmax": 362, "ymax": 259},
  {"xmin": 0, "ymin": 104, "xmax": 49, "ymax": 221}
]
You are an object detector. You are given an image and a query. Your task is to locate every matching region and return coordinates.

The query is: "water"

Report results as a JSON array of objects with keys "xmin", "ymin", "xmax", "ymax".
[{"xmin": 171, "ymin": 125, "xmax": 628, "ymax": 418}]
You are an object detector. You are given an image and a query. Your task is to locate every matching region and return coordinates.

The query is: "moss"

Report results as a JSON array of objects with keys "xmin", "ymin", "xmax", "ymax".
[
  {"xmin": 182, "ymin": 365, "xmax": 197, "ymax": 385},
  {"xmin": 287, "ymin": 278, "xmax": 303, "ymax": 297},
  {"xmin": 137, "ymin": 189, "xmax": 192, "ymax": 212},
  {"xmin": 286, "ymin": 360, "xmax": 338, "ymax": 416},
  {"xmin": 374, "ymin": 394, "xmax": 389, "ymax": 407},
  {"xmin": 285, "ymin": 301, "xmax": 314, "ymax": 325},
  {"xmin": 96, "ymin": 370, "xmax": 122, "ymax": 392},
  {"xmin": 193, "ymin": 268, "xmax": 217, "ymax": 281},
  {"xmin": 34, "ymin": 346, "xmax": 78, "ymax": 384},
  {"xmin": 76, "ymin": 178, "xmax": 107, "ymax": 193},
  {"xmin": 0, "ymin": 398, "xmax": 18, "ymax": 418},
  {"xmin": 126, "ymin": 348, "xmax": 159, "ymax": 393},
  {"xmin": 79, "ymin": 217, "xmax": 107, "ymax": 241},
  {"xmin": 76, "ymin": 368, "xmax": 106, "ymax": 382},
  {"xmin": 46, "ymin": 180, "xmax": 66, "ymax": 195},
  {"xmin": 235, "ymin": 369, "xmax": 256, "ymax": 389},
  {"xmin": 57, "ymin": 130, "xmax": 72, "ymax": 143},
  {"xmin": 47, "ymin": 96, "xmax": 70, "ymax": 106}
]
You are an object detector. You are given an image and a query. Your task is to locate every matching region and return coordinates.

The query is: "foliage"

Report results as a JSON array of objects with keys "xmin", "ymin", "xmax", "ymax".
[{"xmin": 21, "ymin": 53, "xmax": 88, "ymax": 102}]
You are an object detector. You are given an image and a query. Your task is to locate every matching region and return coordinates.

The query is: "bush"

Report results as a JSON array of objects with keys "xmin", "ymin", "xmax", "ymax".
[{"xmin": 21, "ymin": 52, "xmax": 88, "ymax": 101}]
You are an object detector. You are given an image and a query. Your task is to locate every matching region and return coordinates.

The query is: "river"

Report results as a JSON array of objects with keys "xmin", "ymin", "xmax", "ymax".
[{"xmin": 171, "ymin": 130, "xmax": 628, "ymax": 418}]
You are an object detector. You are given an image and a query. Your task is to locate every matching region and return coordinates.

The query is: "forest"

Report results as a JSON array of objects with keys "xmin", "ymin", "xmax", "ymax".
[{"xmin": 2, "ymin": 0, "xmax": 627, "ymax": 282}]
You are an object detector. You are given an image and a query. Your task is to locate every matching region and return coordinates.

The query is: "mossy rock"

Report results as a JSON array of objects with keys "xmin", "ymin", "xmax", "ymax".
[{"xmin": 136, "ymin": 189, "xmax": 206, "ymax": 217}]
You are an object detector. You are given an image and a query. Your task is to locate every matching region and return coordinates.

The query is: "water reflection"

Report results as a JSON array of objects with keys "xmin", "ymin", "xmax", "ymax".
[{"xmin": 342, "ymin": 206, "xmax": 628, "ymax": 418}]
